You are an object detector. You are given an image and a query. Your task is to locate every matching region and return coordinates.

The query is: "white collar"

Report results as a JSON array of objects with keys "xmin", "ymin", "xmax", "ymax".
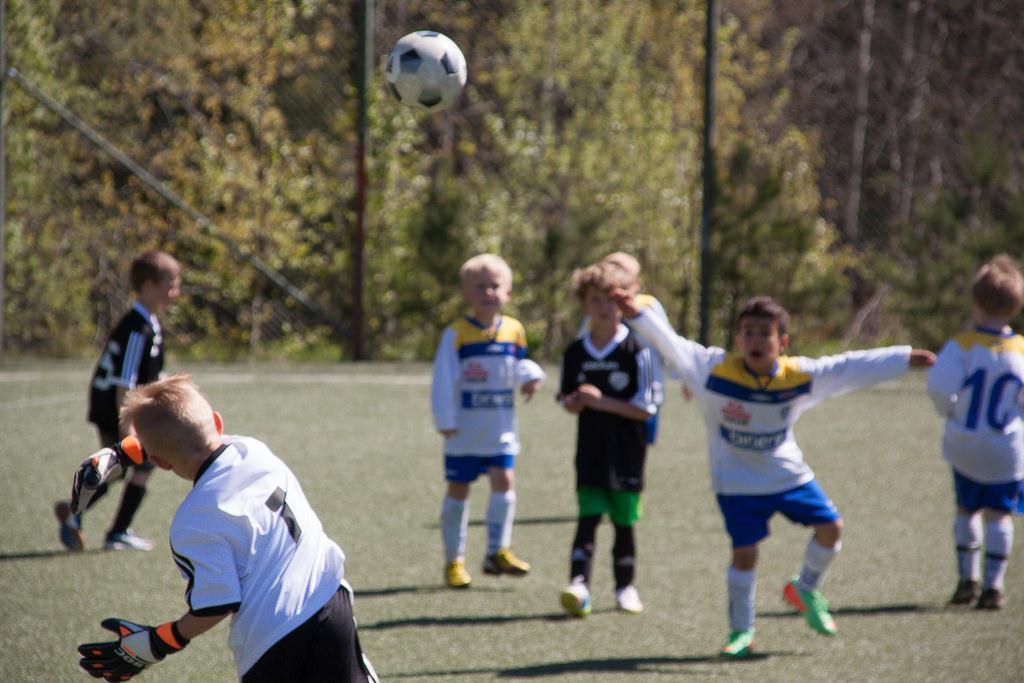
[{"xmin": 583, "ymin": 323, "xmax": 628, "ymax": 359}]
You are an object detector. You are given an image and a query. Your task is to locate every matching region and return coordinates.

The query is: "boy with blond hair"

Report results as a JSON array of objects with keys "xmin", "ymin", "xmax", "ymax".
[
  {"xmin": 612, "ymin": 290, "xmax": 934, "ymax": 658},
  {"xmin": 579, "ymin": 252, "xmax": 687, "ymax": 444},
  {"xmin": 927, "ymin": 254, "xmax": 1024, "ymax": 610},
  {"xmin": 559, "ymin": 262, "xmax": 657, "ymax": 616},
  {"xmin": 55, "ymin": 250, "xmax": 181, "ymax": 552},
  {"xmin": 73, "ymin": 374, "xmax": 377, "ymax": 682},
  {"xmin": 431, "ymin": 254, "xmax": 546, "ymax": 588}
]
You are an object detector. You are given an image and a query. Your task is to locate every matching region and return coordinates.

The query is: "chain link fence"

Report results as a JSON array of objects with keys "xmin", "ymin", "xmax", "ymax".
[{"xmin": 3, "ymin": 1, "xmax": 1021, "ymax": 360}]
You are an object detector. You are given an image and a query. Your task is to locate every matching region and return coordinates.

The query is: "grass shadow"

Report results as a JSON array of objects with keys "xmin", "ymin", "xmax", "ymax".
[
  {"xmin": 425, "ymin": 515, "xmax": 577, "ymax": 529},
  {"xmin": 357, "ymin": 584, "xmax": 515, "ymax": 599},
  {"xmin": 360, "ymin": 611, "xmax": 567, "ymax": 630},
  {"xmin": 759, "ymin": 602, "xmax": 940, "ymax": 619},
  {"xmin": 0, "ymin": 548, "xmax": 107, "ymax": 561},
  {"xmin": 388, "ymin": 651, "xmax": 803, "ymax": 679}
]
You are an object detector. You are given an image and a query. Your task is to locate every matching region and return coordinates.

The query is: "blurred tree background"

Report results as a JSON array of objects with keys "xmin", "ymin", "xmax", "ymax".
[{"xmin": 2, "ymin": 0, "xmax": 1021, "ymax": 360}]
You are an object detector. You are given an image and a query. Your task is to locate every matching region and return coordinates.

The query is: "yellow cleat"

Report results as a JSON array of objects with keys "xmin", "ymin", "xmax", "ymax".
[
  {"xmin": 445, "ymin": 559, "xmax": 472, "ymax": 588},
  {"xmin": 482, "ymin": 547, "xmax": 530, "ymax": 576}
]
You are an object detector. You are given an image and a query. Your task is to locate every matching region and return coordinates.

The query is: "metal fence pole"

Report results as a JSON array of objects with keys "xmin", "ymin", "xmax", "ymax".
[
  {"xmin": 353, "ymin": 0, "xmax": 374, "ymax": 360},
  {"xmin": 699, "ymin": 0, "xmax": 718, "ymax": 346},
  {"xmin": 0, "ymin": 0, "xmax": 6, "ymax": 356}
]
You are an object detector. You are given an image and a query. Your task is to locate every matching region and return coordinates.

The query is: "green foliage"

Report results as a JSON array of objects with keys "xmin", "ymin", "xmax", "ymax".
[
  {"xmin": 4, "ymin": 1, "xmax": 866, "ymax": 359},
  {"xmin": 882, "ymin": 130, "xmax": 1024, "ymax": 348}
]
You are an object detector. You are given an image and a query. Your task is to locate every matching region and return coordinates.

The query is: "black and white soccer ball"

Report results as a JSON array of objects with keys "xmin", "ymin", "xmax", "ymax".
[{"xmin": 385, "ymin": 31, "xmax": 467, "ymax": 113}]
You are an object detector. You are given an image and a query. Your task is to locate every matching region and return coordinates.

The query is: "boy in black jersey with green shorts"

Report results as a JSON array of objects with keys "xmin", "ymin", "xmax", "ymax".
[{"xmin": 558, "ymin": 261, "xmax": 657, "ymax": 616}]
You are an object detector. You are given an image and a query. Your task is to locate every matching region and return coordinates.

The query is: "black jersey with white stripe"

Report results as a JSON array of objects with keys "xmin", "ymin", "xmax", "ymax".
[
  {"xmin": 87, "ymin": 302, "xmax": 163, "ymax": 429},
  {"xmin": 561, "ymin": 325, "xmax": 656, "ymax": 492}
]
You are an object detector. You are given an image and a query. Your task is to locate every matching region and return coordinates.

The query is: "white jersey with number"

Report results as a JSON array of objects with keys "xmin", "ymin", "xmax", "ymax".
[
  {"xmin": 631, "ymin": 310, "xmax": 911, "ymax": 494},
  {"xmin": 169, "ymin": 435, "xmax": 346, "ymax": 676},
  {"xmin": 927, "ymin": 327, "xmax": 1024, "ymax": 483},
  {"xmin": 431, "ymin": 315, "xmax": 545, "ymax": 456}
]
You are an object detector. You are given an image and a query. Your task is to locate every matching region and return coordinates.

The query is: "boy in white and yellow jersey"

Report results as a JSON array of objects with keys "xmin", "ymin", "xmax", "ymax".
[
  {"xmin": 431, "ymin": 254, "xmax": 545, "ymax": 588},
  {"xmin": 927, "ymin": 255, "xmax": 1024, "ymax": 610},
  {"xmin": 612, "ymin": 291, "xmax": 934, "ymax": 658}
]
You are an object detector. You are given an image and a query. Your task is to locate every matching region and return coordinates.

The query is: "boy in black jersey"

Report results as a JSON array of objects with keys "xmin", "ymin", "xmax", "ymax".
[
  {"xmin": 558, "ymin": 262, "xmax": 657, "ymax": 616},
  {"xmin": 54, "ymin": 250, "xmax": 181, "ymax": 552}
]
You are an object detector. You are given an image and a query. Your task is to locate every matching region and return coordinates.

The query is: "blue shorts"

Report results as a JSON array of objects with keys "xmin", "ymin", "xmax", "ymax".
[
  {"xmin": 716, "ymin": 480, "xmax": 841, "ymax": 548},
  {"xmin": 645, "ymin": 411, "xmax": 660, "ymax": 445},
  {"xmin": 953, "ymin": 469, "xmax": 1024, "ymax": 514},
  {"xmin": 445, "ymin": 454, "xmax": 515, "ymax": 483}
]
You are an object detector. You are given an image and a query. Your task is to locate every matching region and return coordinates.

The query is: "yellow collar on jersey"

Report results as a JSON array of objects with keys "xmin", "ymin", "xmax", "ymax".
[
  {"xmin": 451, "ymin": 316, "xmax": 524, "ymax": 346},
  {"xmin": 953, "ymin": 329, "xmax": 1024, "ymax": 355},
  {"xmin": 710, "ymin": 355, "xmax": 812, "ymax": 391}
]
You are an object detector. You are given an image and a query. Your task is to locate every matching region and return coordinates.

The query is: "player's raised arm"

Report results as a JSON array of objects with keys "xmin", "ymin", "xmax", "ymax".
[{"xmin": 609, "ymin": 288, "xmax": 714, "ymax": 390}]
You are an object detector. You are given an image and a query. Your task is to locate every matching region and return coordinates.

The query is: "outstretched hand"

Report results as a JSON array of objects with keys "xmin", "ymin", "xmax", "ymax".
[
  {"xmin": 520, "ymin": 379, "xmax": 541, "ymax": 402},
  {"xmin": 78, "ymin": 617, "xmax": 187, "ymax": 680},
  {"xmin": 609, "ymin": 288, "xmax": 642, "ymax": 319},
  {"xmin": 71, "ymin": 448, "xmax": 125, "ymax": 515},
  {"xmin": 909, "ymin": 349, "xmax": 936, "ymax": 368}
]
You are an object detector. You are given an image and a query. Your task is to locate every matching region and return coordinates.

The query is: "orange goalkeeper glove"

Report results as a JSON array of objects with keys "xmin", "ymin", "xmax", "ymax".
[
  {"xmin": 78, "ymin": 618, "xmax": 188, "ymax": 680},
  {"xmin": 70, "ymin": 436, "xmax": 147, "ymax": 515}
]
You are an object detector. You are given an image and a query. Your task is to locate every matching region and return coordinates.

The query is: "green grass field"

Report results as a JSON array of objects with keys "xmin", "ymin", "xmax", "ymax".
[{"xmin": 1, "ymin": 360, "xmax": 1021, "ymax": 682}]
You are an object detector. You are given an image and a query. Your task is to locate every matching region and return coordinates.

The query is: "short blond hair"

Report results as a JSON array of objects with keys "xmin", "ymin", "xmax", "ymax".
[
  {"xmin": 972, "ymin": 254, "xmax": 1024, "ymax": 319},
  {"xmin": 120, "ymin": 374, "xmax": 219, "ymax": 460},
  {"xmin": 571, "ymin": 261, "xmax": 633, "ymax": 303},
  {"xmin": 459, "ymin": 253, "xmax": 512, "ymax": 289},
  {"xmin": 602, "ymin": 252, "xmax": 641, "ymax": 280}
]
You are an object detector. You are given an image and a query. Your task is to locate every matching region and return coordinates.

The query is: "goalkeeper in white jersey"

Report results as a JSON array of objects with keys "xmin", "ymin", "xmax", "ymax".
[
  {"xmin": 612, "ymin": 290, "xmax": 934, "ymax": 658},
  {"xmin": 431, "ymin": 254, "xmax": 545, "ymax": 588},
  {"xmin": 73, "ymin": 375, "xmax": 377, "ymax": 682},
  {"xmin": 927, "ymin": 255, "xmax": 1024, "ymax": 611}
]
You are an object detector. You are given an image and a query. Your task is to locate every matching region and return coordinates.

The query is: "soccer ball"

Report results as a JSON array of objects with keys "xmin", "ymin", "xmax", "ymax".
[{"xmin": 384, "ymin": 31, "xmax": 467, "ymax": 113}]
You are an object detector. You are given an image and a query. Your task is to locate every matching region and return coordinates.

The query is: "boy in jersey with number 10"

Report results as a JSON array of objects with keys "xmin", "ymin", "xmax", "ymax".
[
  {"xmin": 927, "ymin": 254, "xmax": 1024, "ymax": 610},
  {"xmin": 431, "ymin": 254, "xmax": 546, "ymax": 588},
  {"xmin": 611, "ymin": 290, "xmax": 935, "ymax": 658},
  {"xmin": 74, "ymin": 374, "xmax": 377, "ymax": 682},
  {"xmin": 55, "ymin": 250, "xmax": 181, "ymax": 553},
  {"xmin": 559, "ymin": 262, "xmax": 657, "ymax": 617}
]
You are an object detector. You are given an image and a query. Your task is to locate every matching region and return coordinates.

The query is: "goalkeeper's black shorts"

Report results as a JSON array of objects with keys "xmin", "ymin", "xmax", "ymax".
[{"xmin": 242, "ymin": 585, "xmax": 376, "ymax": 683}]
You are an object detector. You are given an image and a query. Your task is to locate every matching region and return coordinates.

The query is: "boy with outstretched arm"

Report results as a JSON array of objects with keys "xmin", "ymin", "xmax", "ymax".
[
  {"xmin": 927, "ymin": 254, "xmax": 1024, "ymax": 610},
  {"xmin": 73, "ymin": 374, "xmax": 377, "ymax": 682},
  {"xmin": 431, "ymin": 254, "xmax": 545, "ymax": 588},
  {"xmin": 612, "ymin": 290, "xmax": 934, "ymax": 658}
]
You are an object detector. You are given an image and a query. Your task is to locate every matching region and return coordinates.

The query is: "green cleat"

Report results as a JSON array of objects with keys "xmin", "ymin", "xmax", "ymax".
[
  {"xmin": 797, "ymin": 585, "xmax": 837, "ymax": 636},
  {"xmin": 720, "ymin": 629, "xmax": 755, "ymax": 659}
]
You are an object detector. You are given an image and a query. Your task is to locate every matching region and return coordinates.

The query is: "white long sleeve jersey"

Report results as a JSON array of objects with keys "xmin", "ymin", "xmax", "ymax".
[
  {"xmin": 631, "ymin": 310, "xmax": 911, "ymax": 494},
  {"xmin": 431, "ymin": 315, "xmax": 546, "ymax": 456},
  {"xmin": 926, "ymin": 328, "xmax": 1024, "ymax": 483}
]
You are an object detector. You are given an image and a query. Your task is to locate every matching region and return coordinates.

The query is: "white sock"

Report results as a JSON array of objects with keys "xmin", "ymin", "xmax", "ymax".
[
  {"xmin": 954, "ymin": 513, "xmax": 982, "ymax": 581},
  {"xmin": 796, "ymin": 538, "xmax": 841, "ymax": 592},
  {"xmin": 727, "ymin": 566, "xmax": 756, "ymax": 632},
  {"xmin": 440, "ymin": 497, "xmax": 469, "ymax": 564},
  {"xmin": 983, "ymin": 516, "xmax": 1013, "ymax": 590},
  {"xmin": 486, "ymin": 491, "xmax": 515, "ymax": 554}
]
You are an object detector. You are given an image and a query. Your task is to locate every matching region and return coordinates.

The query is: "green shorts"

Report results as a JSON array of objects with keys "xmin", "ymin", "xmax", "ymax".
[{"xmin": 577, "ymin": 487, "xmax": 643, "ymax": 526}]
